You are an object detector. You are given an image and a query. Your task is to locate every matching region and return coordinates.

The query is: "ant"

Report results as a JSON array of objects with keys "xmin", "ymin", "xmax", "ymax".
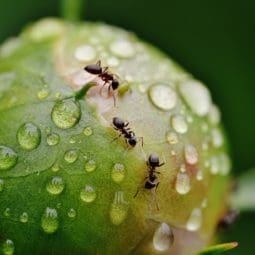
[
  {"xmin": 112, "ymin": 117, "xmax": 143, "ymax": 147},
  {"xmin": 218, "ymin": 209, "xmax": 239, "ymax": 230},
  {"xmin": 84, "ymin": 60, "xmax": 120, "ymax": 105},
  {"xmin": 134, "ymin": 153, "xmax": 165, "ymax": 204}
]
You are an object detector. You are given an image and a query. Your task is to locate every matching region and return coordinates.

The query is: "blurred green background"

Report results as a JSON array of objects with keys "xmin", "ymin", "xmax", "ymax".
[{"xmin": 0, "ymin": 0, "xmax": 254, "ymax": 254}]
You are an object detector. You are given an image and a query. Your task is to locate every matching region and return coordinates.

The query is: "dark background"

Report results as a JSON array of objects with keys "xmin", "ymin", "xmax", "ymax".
[{"xmin": 0, "ymin": 0, "xmax": 254, "ymax": 254}]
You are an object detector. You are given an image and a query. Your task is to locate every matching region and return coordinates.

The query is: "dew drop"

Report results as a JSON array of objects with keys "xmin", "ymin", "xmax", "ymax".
[
  {"xmin": 69, "ymin": 136, "xmax": 76, "ymax": 144},
  {"xmin": 0, "ymin": 179, "xmax": 4, "ymax": 191},
  {"xmin": 110, "ymin": 40, "xmax": 135, "ymax": 58},
  {"xmin": 111, "ymin": 163, "xmax": 126, "ymax": 183},
  {"xmin": 186, "ymin": 208, "xmax": 202, "ymax": 231},
  {"xmin": 218, "ymin": 153, "xmax": 231, "ymax": 176},
  {"xmin": 17, "ymin": 122, "xmax": 41, "ymax": 150},
  {"xmin": 68, "ymin": 208, "xmax": 76, "ymax": 218},
  {"xmin": 209, "ymin": 156, "xmax": 220, "ymax": 175},
  {"xmin": 85, "ymin": 160, "xmax": 96, "ymax": 172},
  {"xmin": 20, "ymin": 212, "xmax": 28, "ymax": 223},
  {"xmin": 196, "ymin": 170, "xmax": 203, "ymax": 181},
  {"xmin": 64, "ymin": 149, "xmax": 78, "ymax": 164},
  {"xmin": 166, "ymin": 132, "xmax": 178, "ymax": 144},
  {"xmin": 80, "ymin": 185, "xmax": 96, "ymax": 203},
  {"xmin": 3, "ymin": 208, "xmax": 10, "ymax": 217},
  {"xmin": 83, "ymin": 127, "xmax": 93, "ymax": 136},
  {"xmin": 51, "ymin": 163, "xmax": 60, "ymax": 172},
  {"xmin": 175, "ymin": 172, "xmax": 191, "ymax": 195},
  {"xmin": 153, "ymin": 223, "xmax": 174, "ymax": 252},
  {"xmin": 37, "ymin": 89, "xmax": 49, "ymax": 100},
  {"xmin": 46, "ymin": 133, "xmax": 60, "ymax": 146},
  {"xmin": 0, "ymin": 146, "xmax": 17, "ymax": 170},
  {"xmin": 149, "ymin": 84, "xmax": 177, "ymax": 111},
  {"xmin": 41, "ymin": 207, "xmax": 59, "ymax": 234},
  {"xmin": 171, "ymin": 115, "xmax": 188, "ymax": 134},
  {"xmin": 184, "ymin": 144, "xmax": 198, "ymax": 165},
  {"xmin": 211, "ymin": 128, "xmax": 224, "ymax": 148},
  {"xmin": 110, "ymin": 191, "xmax": 128, "ymax": 225},
  {"xmin": 51, "ymin": 99, "xmax": 81, "ymax": 129},
  {"xmin": 208, "ymin": 104, "xmax": 221, "ymax": 125},
  {"xmin": 46, "ymin": 176, "xmax": 65, "ymax": 195},
  {"xmin": 2, "ymin": 239, "xmax": 14, "ymax": 255},
  {"xmin": 74, "ymin": 45, "xmax": 96, "ymax": 62}
]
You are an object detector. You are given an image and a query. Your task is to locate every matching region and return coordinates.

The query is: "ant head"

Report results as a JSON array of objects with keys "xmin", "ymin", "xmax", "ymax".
[
  {"xmin": 111, "ymin": 79, "xmax": 119, "ymax": 90},
  {"xmin": 113, "ymin": 117, "xmax": 125, "ymax": 128},
  {"xmin": 128, "ymin": 137, "xmax": 137, "ymax": 147},
  {"xmin": 84, "ymin": 61, "xmax": 102, "ymax": 75},
  {"xmin": 148, "ymin": 153, "xmax": 160, "ymax": 167}
]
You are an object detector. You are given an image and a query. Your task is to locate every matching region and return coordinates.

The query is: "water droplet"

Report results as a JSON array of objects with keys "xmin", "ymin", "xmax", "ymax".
[
  {"xmin": 175, "ymin": 172, "xmax": 191, "ymax": 195},
  {"xmin": 64, "ymin": 149, "xmax": 78, "ymax": 164},
  {"xmin": 80, "ymin": 185, "xmax": 96, "ymax": 203},
  {"xmin": 51, "ymin": 163, "xmax": 60, "ymax": 172},
  {"xmin": 68, "ymin": 208, "xmax": 76, "ymax": 218},
  {"xmin": 166, "ymin": 131, "xmax": 178, "ymax": 144},
  {"xmin": 196, "ymin": 170, "xmax": 203, "ymax": 181},
  {"xmin": 74, "ymin": 45, "xmax": 96, "ymax": 62},
  {"xmin": 218, "ymin": 153, "xmax": 231, "ymax": 176},
  {"xmin": 201, "ymin": 198, "xmax": 208, "ymax": 208},
  {"xmin": 210, "ymin": 156, "xmax": 220, "ymax": 175},
  {"xmin": 46, "ymin": 133, "xmax": 60, "ymax": 146},
  {"xmin": 55, "ymin": 92, "xmax": 62, "ymax": 99},
  {"xmin": 110, "ymin": 191, "xmax": 128, "ymax": 225},
  {"xmin": 69, "ymin": 136, "xmax": 76, "ymax": 144},
  {"xmin": 107, "ymin": 56, "xmax": 120, "ymax": 67},
  {"xmin": 3, "ymin": 208, "xmax": 10, "ymax": 217},
  {"xmin": 45, "ymin": 126, "xmax": 52, "ymax": 134},
  {"xmin": 17, "ymin": 123, "xmax": 41, "ymax": 150},
  {"xmin": 211, "ymin": 128, "xmax": 224, "ymax": 148},
  {"xmin": 208, "ymin": 104, "xmax": 221, "ymax": 125},
  {"xmin": 0, "ymin": 179, "xmax": 4, "ymax": 191},
  {"xmin": 20, "ymin": 212, "xmax": 28, "ymax": 223},
  {"xmin": 149, "ymin": 84, "xmax": 177, "ymax": 111},
  {"xmin": 41, "ymin": 207, "xmax": 59, "ymax": 234},
  {"xmin": 37, "ymin": 89, "xmax": 49, "ymax": 100},
  {"xmin": 171, "ymin": 115, "xmax": 188, "ymax": 134},
  {"xmin": 179, "ymin": 80, "xmax": 212, "ymax": 116},
  {"xmin": 2, "ymin": 239, "xmax": 14, "ymax": 255},
  {"xmin": 51, "ymin": 99, "xmax": 81, "ymax": 129},
  {"xmin": 186, "ymin": 208, "xmax": 202, "ymax": 231},
  {"xmin": 180, "ymin": 164, "xmax": 186, "ymax": 173},
  {"xmin": 110, "ymin": 40, "xmax": 135, "ymax": 58},
  {"xmin": 85, "ymin": 160, "xmax": 96, "ymax": 172},
  {"xmin": 111, "ymin": 163, "xmax": 126, "ymax": 183},
  {"xmin": 184, "ymin": 144, "xmax": 198, "ymax": 165},
  {"xmin": 46, "ymin": 176, "xmax": 65, "ymax": 195},
  {"xmin": 83, "ymin": 127, "xmax": 93, "ymax": 136},
  {"xmin": 0, "ymin": 146, "xmax": 17, "ymax": 170},
  {"xmin": 153, "ymin": 223, "xmax": 174, "ymax": 252}
]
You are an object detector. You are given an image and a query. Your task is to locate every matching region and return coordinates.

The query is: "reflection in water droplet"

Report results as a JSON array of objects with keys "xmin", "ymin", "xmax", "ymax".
[
  {"xmin": 3, "ymin": 208, "xmax": 10, "ymax": 217},
  {"xmin": 51, "ymin": 99, "xmax": 81, "ymax": 129},
  {"xmin": 85, "ymin": 160, "xmax": 96, "ymax": 172},
  {"xmin": 111, "ymin": 163, "xmax": 125, "ymax": 183},
  {"xmin": 17, "ymin": 123, "xmax": 41, "ymax": 150},
  {"xmin": 41, "ymin": 207, "xmax": 59, "ymax": 234},
  {"xmin": 153, "ymin": 223, "xmax": 174, "ymax": 252},
  {"xmin": 74, "ymin": 45, "xmax": 96, "ymax": 62},
  {"xmin": 110, "ymin": 191, "xmax": 128, "ymax": 225},
  {"xmin": 47, "ymin": 133, "xmax": 60, "ymax": 146},
  {"xmin": 46, "ymin": 176, "xmax": 65, "ymax": 195},
  {"xmin": 2, "ymin": 239, "xmax": 14, "ymax": 255},
  {"xmin": 64, "ymin": 149, "xmax": 78, "ymax": 164},
  {"xmin": 171, "ymin": 115, "xmax": 188, "ymax": 134},
  {"xmin": 37, "ymin": 89, "xmax": 49, "ymax": 100},
  {"xmin": 149, "ymin": 84, "xmax": 177, "ymax": 111},
  {"xmin": 80, "ymin": 185, "xmax": 96, "ymax": 203},
  {"xmin": 166, "ymin": 132, "xmax": 178, "ymax": 144},
  {"xmin": 0, "ymin": 146, "xmax": 17, "ymax": 170},
  {"xmin": 186, "ymin": 208, "xmax": 202, "ymax": 231},
  {"xmin": 110, "ymin": 40, "xmax": 135, "ymax": 58},
  {"xmin": 68, "ymin": 208, "xmax": 76, "ymax": 218},
  {"xmin": 20, "ymin": 212, "xmax": 28, "ymax": 223},
  {"xmin": 83, "ymin": 127, "xmax": 93, "ymax": 136},
  {"xmin": 0, "ymin": 179, "xmax": 4, "ymax": 191},
  {"xmin": 175, "ymin": 172, "xmax": 191, "ymax": 195},
  {"xmin": 184, "ymin": 144, "xmax": 198, "ymax": 165}
]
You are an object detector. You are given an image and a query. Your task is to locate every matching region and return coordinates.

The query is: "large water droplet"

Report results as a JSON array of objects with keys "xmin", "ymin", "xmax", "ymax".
[
  {"xmin": 68, "ymin": 208, "xmax": 76, "ymax": 218},
  {"xmin": 171, "ymin": 115, "xmax": 188, "ymax": 134},
  {"xmin": 0, "ymin": 179, "xmax": 4, "ymax": 191},
  {"xmin": 46, "ymin": 176, "xmax": 65, "ymax": 195},
  {"xmin": 175, "ymin": 172, "xmax": 191, "ymax": 195},
  {"xmin": 41, "ymin": 207, "xmax": 59, "ymax": 234},
  {"xmin": 85, "ymin": 160, "xmax": 96, "ymax": 172},
  {"xmin": 153, "ymin": 223, "xmax": 174, "ymax": 252},
  {"xmin": 186, "ymin": 208, "xmax": 202, "ymax": 231},
  {"xmin": 17, "ymin": 123, "xmax": 41, "ymax": 150},
  {"xmin": 110, "ymin": 191, "xmax": 128, "ymax": 225},
  {"xmin": 166, "ymin": 132, "xmax": 178, "ymax": 144},
  {"xmin": 64, "ymin": 149, "xmax": 78, "ymax": 163},
  {"xmin": 111, "ymin": 163, "xmax": 125, "ymax": 183},
  {"xmin": 83, "ymin": 127, "xmax": 93, "ymax": 136},
  {"xmin": 46, "ymin": 133, "xmax": 60, "ymax": 146},
  {"xmin": 2, "ymin": 239, "xmax": 14, "ymax": 255},
  {"xmin": 184, "ymin": 144, "xmax": 198, "ymax": 165},
  {"xmin": 80, "ymin": 185, "xmax": 96, "ymax": 203},
  {"xmin": 149, "ymin": 84, "xmax": 177, "ymax": 111},
  {"xmin": 110, "ymin": 40, "xmax": 135, "ymax": 58},
  {"xmin": 51, "ymin": 99, "xmax": 81, "ymax": 129},
  {"xmin": 0, "ymin": 146, "xmax": 17, "ymax": 170},
  {"xmin": 74, "ymin": 45, "xmax": 96, "ymax": 62},
  {"xmin": 20, "ymin": 212, "xmax": 28, "ymax": 223}
]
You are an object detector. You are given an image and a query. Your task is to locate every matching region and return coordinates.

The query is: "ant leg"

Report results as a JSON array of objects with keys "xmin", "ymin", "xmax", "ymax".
[
  {"xmin": 113, "ymin": 92, "xmax": 117, "ymax": 107},
  {"xmin": 124, "ymin": 122, "xmax": 129, "ymax": 127},
  {"xmin": 111, "ymin": 133, "xmax": 122, "ymax": 143},
  {"xmin": 96, "ymin": 60, "xmax": 101, "ymax": 67},
  {"xmin": 133, "ymin": 188, "xmax": 140, "ymax": 198},
  {"xmin": 158, "ymin": 162, "xmax": 165, "ymax": 167},
  {"xmin": 101, "ymin": 66, "xmax": 109, "ymax": 74}
]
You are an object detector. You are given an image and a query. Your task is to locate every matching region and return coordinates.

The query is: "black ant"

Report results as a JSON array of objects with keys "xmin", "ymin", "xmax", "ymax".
[
  {"xmin": 134, "ymin": 153, "xmax": 165, "ymax": 201},
  {"xmin": 112, "ymin": 117, "xmax": 143, "ymax": 147},
  {"xmin": 218, "ymin": 209, "xmax": 239, "ymax": 230},
  {"xmin": 84, "ymin": 60, "xmax": 120, "ymax": 105}
]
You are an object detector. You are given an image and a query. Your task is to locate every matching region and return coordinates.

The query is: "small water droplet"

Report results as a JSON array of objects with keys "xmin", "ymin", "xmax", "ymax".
[
  {"xmin": 153, "ymin": 223, "xmax": 174, "ymax": 252},
  {"xmin": 17, "ymin": 123, "xmax": 41, "ymax": 150},
  {"xmin": 110, "ymin": 191, "xmax": 128, "ymax": 225},
  {"xmin": 196, "ymin": 170, "xmax": 203, "ymax": 181},
  {"xmin": 20, "ymin": 212, "xmax": 28, "ymax": 223},
  {"xmin": 0, "ymin": 179, "xmax": 4, "ymax": 191},
  {"xmin": 175, "ymin": 172, "xmax": 191, "ymax": 195},
  {"xmin": 110, "ymin": 40, "xmax": 135, "ymax": 58},
  {"xmin": 171, "ymin": 115, "xmax": 188, "ymax": 134},
  {"xmin": 69, "ymin": 136, "xmax": 76, "ymax": 144},
  {"xmin": 46, "ymin": 133, "xmax": 60, "ymax": 146},
  {"xmin": 210, "ymin": 156, "xmax": 219, "ymax": 175},
  {"xmin": 80, "ymin": 185, "xmax": 96, "ymax": 203},
  {"xmin": 83, "ymin": 127, "xmax": 93, "ymax": 136},
  {"xmin": 37, "ymin": 89, "xmax": 49, "ymax": 100},
  {"xmin": 68, "ymin": 208, "xmax": 76, "ymax": 218},
  {"xmin": 184, "ymin": 144, "xmax": 198, "ymax": 165},
  {"xmin": 180, "ymin": 164, "xmax": 186, "ymax": 173},
  {"xmin": 0, "ymin": 146, "xmax": 17, "ymax": 170},
  {"xmin": 3, "ymin": 208, "xmax": 10, "ymax": 217},
  {"xmin": 208, "ymin": 104, "xmax": 221, "ymax": 125},
  {"xmin": 166, "ymin": 132, "xmax": 178, "ymax": 144},
  {"xmin": 2, "ymin": 239, "xmax": 14, "ymax": 255},
  {"xmin": 201, "ymin": 198, "xmax": 208, "ymax": 208},
  {"xmin": 186, "ymin": 208, "xmax": 202, "ymax": 231},
  {"xmin": 46, "ymin": 176, "xmax": 65, "ymax": 195},
  {"xmin": 64, "ymin": 149, "xmax": 78, "ymax": 164},
  {"xmin": 55, "ymin": 92, "xmax": 62, "ymax": 99},
  {"xmin": 45, "ymin": 126, "xmax": 51, "ymax": 134},
  {"xmin": 111, "ymin": 163, "xmax": 126, "ymax": 183},
  {"xmin": 41, "ymin": 207, "xmax": 59, "ymax": 234},
  {"xmin": 51, "ymin": 99, "xmax": 81, "ymax": 129},
  {"xmin": 211, "ymin": 128, "xmax": 224, "ymax": 148},
  {"xmin": 219, "ymin": 153, "xmax": 231, "ymax": 176},
  {"xmin": 149, "ymin": 84, "xmax": 177, "ymax": 111},
  {"xmin": 74, "ymin": 45, "xmax": 96, "ymax": 62},
  {"xmin": 51, "ymin": 163, "xmax": 60, "ymax": 172},
  {"xmin": 85, "ymin": 160, "xmax": 96, "ymax": 172}
]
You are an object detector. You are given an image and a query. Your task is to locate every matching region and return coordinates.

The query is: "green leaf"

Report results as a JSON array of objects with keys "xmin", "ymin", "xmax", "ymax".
[{"xmin": 196, "ymin": 242, "xmax": 238, "ymax": 255}]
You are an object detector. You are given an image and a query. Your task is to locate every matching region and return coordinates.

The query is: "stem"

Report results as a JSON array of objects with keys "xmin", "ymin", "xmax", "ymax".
[
  {"xmin": 61, "ymin": 0, "xmax": 86, "ymax": 21},
  {"xmin": 75, "ymin": 83, "xmax": 95, "ymax": 100}
]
